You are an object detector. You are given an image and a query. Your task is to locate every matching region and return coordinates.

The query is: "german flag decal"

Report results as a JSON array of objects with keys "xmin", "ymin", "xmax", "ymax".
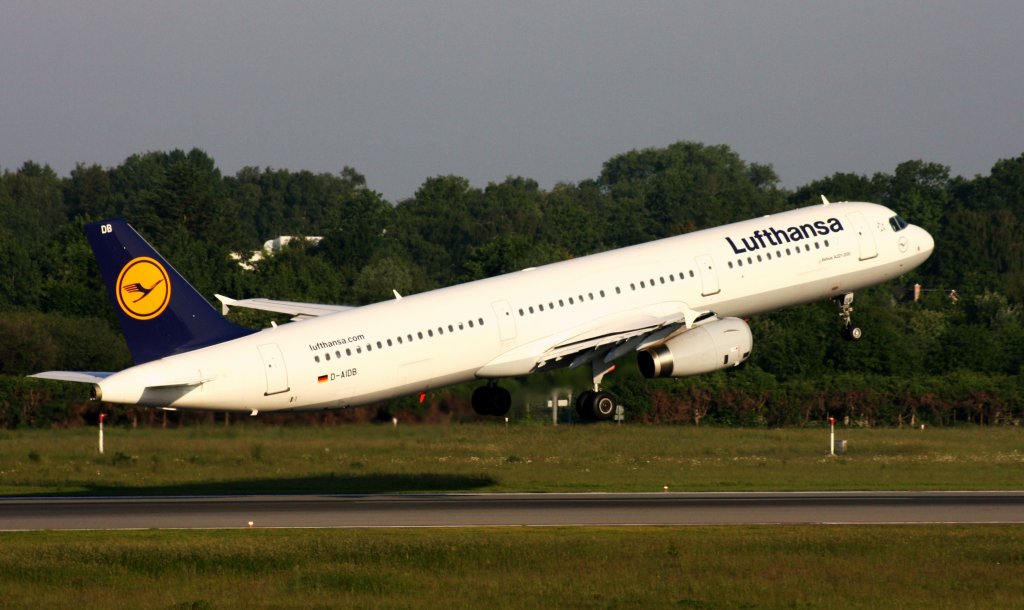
[{"xmin": 317, "ymin": 375, "xmax": 328, "ymax": 383}]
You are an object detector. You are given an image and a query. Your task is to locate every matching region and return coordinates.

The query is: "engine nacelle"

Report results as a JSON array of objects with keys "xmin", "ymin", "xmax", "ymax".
[{"xmin": 637, "ymin": 317, "xmax": 752, "ymax": 378}]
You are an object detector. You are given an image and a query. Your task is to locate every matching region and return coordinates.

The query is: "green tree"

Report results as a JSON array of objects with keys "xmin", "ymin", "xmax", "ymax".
[{"xmin": 599, "ymin": 142, "xmax": 785, "ymax": 241}]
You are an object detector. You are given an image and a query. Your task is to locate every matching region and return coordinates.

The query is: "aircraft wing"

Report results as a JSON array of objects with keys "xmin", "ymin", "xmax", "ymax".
[
  {"xmin": 215, "ymin": 294, "xmax": 354, "ymax": 321},
  {"xmin": 478, "ymin": 304, "xmax": 715, "ymax": 377},
  {"xmin": 540, "ymin": 306, "xmax": 717, "ymax": 369}
]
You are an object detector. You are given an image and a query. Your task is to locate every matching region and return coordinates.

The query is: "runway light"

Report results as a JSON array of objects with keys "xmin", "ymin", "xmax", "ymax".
[
  {"xmin": 663, "ymin": 486, "xmax": 669, "ymax": 492},
  {"xmin": 248, "ymin": 521, "xmax": 254, "ymax": 528}
]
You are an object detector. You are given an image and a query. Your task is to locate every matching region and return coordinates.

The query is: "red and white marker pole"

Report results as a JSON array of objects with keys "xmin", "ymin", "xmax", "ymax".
[
  {"xmin": 98, "ymin": 413, "xmax": 106, "ymax": 454},
  {"xmin": 828, "ymin": 416, "xmax": 835, "ymax": 456}
]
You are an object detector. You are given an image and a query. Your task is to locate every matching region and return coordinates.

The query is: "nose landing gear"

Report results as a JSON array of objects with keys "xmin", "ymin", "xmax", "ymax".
[{"xmin": 835, "ymin": 293, "xmax": 863, "ymax": 341}]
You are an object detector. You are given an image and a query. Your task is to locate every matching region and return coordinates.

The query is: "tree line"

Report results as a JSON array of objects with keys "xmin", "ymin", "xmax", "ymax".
[{"xmin": 1, "ymin": 142, "xmax": 1022, "ymax": 427}]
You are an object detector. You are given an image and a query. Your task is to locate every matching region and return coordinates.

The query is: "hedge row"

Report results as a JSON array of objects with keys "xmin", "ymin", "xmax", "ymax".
[{"xmin": 2, "ymin": 371, "xmax": 1021, "ymax": 429}]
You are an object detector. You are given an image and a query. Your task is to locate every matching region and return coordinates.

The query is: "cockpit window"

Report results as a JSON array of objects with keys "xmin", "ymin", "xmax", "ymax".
[{"xmin": 889, "ymin": 215, "xmax": 908, "ymax": 232}]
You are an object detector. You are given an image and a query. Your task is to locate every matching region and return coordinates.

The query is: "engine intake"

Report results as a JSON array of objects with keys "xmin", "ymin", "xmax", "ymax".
[{"xmin": 637, "ymin": 317, "xmax": 752, "ymax": 378}]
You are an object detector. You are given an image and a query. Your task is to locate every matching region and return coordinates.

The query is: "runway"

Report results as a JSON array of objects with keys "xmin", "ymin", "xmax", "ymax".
[{"xmin": 2, "ymin": 491, "xmax": 1023, "ymax": 531}]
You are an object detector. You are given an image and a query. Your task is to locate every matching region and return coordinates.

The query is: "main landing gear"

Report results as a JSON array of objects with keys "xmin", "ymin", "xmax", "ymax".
[
  {"xmin": 575, "ymin": 390, "xmax": 616, "ymax": 421},
  {"xmin": 473, "ymin": 358, "xmax": 621, "ymax": 422},
  {"xmin": 575, "ymin": 359, "xmax": 618, "ymax": 422},
  {"xmin": 835, "ymin": 293, "xmax": 863, "ymax": 341},
  {"xmin": 471, "ymin": 383, "xmax": 512, "ymax": 416}
]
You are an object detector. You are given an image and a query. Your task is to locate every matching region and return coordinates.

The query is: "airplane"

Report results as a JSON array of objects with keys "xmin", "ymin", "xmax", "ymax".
[{"xmin": 31, "ymin": 198, "xmax": 934, "ymax": 420}]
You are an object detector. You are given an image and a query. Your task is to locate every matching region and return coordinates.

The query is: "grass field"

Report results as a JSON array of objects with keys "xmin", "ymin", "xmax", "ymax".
[
  {"xmin": 1, "ymin": 526, "xmax": 1022, "ymax": 609},
  {"xmin": 2, "ymin": 425, "xmax": 1022, "ymax": 608},
  {"xmin": 0, "ymin": 424, "xmax": 1021, "ymax": 495}
]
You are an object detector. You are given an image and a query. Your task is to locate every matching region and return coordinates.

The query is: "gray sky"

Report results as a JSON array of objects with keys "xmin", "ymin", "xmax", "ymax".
[{"xmin": 2, "ymin": 1, "xmax": 1022, "ymax": 203}]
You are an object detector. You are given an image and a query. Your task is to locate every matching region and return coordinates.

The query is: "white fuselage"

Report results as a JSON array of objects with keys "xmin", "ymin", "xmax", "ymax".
[{"xmin": 97, "ymin": 202, "xmax": 933, "ymax": 411}]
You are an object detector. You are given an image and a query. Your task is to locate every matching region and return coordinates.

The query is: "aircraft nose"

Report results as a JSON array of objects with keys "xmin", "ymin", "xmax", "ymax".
[{"xmin": 918, "ymin": 227, "xmax": 935, "ymax": 255}]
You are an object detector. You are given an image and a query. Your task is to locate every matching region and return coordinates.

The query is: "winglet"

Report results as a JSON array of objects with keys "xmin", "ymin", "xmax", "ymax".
[{"xmin": 215, "ymin": 293, "xmax": 236, "ymax": 316}]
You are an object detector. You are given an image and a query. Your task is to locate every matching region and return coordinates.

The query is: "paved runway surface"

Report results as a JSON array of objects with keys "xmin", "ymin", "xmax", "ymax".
[{"xmin": 3, "ymin": 492, "xmax": 1023, "ymax": 530}]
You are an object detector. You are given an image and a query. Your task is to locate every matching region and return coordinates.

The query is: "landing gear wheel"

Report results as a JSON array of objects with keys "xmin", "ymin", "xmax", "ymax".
[
  {"xmin": 834, "ymin": 293, "xmax": 862, "ymax": 342},
  {"xmin": 590, "ymin": 391, "xmax": 616, "ymax": 421},
  {"xmin": 490, "ymin": 386, "xmax": 512, "ymax": 416},
  {"xmin": 575, "ymin": 390, "xmax": 595, "ymax": 420},
  {"xmin": 471, "ymin": 385, "xmax": 511, "ymax": 416},
  {"xmin": 841, "ymin": 325, "xmax": 863, "ymax": 341},
  {"xmin": 575, "ymin": 390, "xmax": 617, "ymax": 421}
]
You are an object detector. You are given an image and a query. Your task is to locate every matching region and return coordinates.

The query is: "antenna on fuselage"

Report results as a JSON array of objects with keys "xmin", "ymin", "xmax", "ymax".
[{"xmin": 821, "ymin": 195, "xmax": 831, "ymax": 205}]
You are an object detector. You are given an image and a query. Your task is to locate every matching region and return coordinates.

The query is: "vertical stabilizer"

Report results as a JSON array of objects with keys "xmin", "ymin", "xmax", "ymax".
[{"xmin": 86, "ymin": 220, "xmax": 254, "ymax": 364}]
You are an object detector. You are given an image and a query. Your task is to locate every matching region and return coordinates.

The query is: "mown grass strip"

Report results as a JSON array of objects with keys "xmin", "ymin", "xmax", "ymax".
[
  {"xmin": 0, "ymin": 526, "xmax": 1021, "ymax": 609},
  {"xmin": 0, "ymin": 425, "xmax": 1021, "ymax": 496}
]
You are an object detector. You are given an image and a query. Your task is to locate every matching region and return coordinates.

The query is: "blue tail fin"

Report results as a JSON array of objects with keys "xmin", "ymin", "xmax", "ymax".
[{"xmin": 86, "ymin": 219, "xmax": 255, "ymax": 364}]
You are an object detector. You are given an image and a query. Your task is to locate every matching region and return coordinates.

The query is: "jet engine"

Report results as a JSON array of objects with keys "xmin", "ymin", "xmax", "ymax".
[{"xmin": 637, "ymin": 317, "xmax": 752, "ymax": 378}]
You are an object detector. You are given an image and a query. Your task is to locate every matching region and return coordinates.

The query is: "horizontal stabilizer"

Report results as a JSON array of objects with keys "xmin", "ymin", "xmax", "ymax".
[
  {"xmin": 29, "ymin": 371, "xmax": 113, "ymax": 384},
  {"xmin": 215, "ymin": 294, "xmax": 354, "ymax": 320}
]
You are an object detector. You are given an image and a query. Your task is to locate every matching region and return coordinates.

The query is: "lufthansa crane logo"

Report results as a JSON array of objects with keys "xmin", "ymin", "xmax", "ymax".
[{"xmin": 116, "ymin": 257, "xmax": 171, "ymax": 320}]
